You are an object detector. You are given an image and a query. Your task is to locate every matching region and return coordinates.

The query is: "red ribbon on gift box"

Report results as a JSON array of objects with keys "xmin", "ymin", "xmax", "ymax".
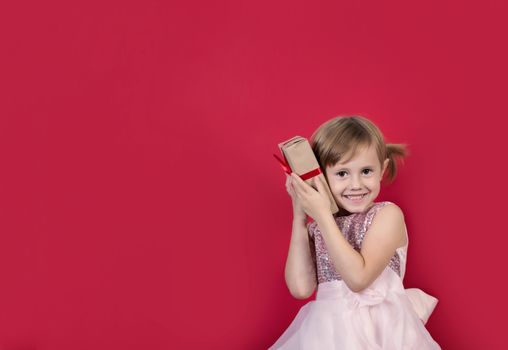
[{"xmin": 273, "ymin": 153, "xmax": 322, "ymax": 180}]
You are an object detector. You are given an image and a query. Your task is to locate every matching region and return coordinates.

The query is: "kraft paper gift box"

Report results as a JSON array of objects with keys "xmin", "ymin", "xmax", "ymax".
[{"xmin": 274, "ymin": 136, "xmax": 339, "ymax": 215}]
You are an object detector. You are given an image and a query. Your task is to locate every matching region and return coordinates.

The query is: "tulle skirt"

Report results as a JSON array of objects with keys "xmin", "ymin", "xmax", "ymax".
[{"xmin": 268, "ymin": 268, "xmax": 441, "ymax": 349}]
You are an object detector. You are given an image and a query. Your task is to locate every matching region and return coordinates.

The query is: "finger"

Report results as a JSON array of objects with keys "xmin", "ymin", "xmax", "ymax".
[
  {"xmin": 290, "ymin": 174, "xmax": 303, "ymax": 195},
  {"xmin": 293, "ymin": 187, "xmax": 302, "ymax": 199},
  {"xmin": 290, "ymin": 176, "xmax": 302, "ymax": 196},
  {"xmin": 287, "ymin": 176, "xmax": 296, "ymax": 194},
  {"xmin": 315, "ymin": 176, "xmax": 324, "ymax": 191},
  {"xmin": 287, "ymin": 178, "xmax": 294, "ymax": 191},
  {"xmin": 313, "ymin": 177, "xmax": 320, "ymax": 192},
  {"xmin": 291, "ymin": 173, "xmax": 307, "ymax": 192},
  {"xmin": 289, "ymin": 174, "xmax": 296, "ymax": 187}
]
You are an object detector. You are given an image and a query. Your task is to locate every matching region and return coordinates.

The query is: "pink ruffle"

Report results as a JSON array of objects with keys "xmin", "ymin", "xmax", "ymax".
[{"xmin": 269, "ymin": 268, "xmax": 441, "ymax": 349}]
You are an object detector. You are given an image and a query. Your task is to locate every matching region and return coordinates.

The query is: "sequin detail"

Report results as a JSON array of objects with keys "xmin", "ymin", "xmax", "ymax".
[{"xmin": 307, "ymin": 201, "xmax": 402, "ymax": 284}]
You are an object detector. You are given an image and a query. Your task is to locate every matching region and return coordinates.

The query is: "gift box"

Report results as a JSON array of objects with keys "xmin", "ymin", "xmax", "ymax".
[{"xmin": 274, "ymin": 136, "xmax": 339, "ymax": 214}]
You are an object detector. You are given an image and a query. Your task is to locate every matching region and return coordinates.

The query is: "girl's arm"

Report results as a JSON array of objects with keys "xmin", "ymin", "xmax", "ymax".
[
  {"xmin": 315, "ymin": 203, "xmax": 406, "ymax": 293},
  {"xmin": 284, "ymin": 216, "xmax": 317, "ymax": 299}
]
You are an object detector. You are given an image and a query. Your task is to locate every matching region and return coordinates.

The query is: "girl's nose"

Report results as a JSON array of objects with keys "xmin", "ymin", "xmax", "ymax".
[{"xmin": 351, "ymin": 175, "xmax": 363, "ymax": 188}]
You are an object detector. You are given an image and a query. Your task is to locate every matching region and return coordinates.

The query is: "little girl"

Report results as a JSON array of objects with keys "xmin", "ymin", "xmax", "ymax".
[{"xmin": 269, "ymin": 116, "xmax": 441, "ymax": 349}]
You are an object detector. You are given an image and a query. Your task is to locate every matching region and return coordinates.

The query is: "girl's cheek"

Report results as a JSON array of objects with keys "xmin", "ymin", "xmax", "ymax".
[{"xmin": 330, "ymin": 184, "xmax": 342, "ymax": 193}]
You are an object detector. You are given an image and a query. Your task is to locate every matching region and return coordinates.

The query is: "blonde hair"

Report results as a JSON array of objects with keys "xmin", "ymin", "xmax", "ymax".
[{"xmin": 310, "ymin": 115, "xmax": 408, "ymax": 184}]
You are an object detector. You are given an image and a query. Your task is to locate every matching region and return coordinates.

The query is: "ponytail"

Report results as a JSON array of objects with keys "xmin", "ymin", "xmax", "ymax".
[{"xmin": 383, "ymin": 143, "xmax": 409, "ymax": 184}]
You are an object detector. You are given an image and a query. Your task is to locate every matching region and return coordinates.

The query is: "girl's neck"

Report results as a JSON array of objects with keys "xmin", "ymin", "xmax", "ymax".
[
  {"xmin": 334, "ymin": 202, "xmax": 376, "ymax": 217},
  {"xmin": 335, "ymin": 209, "xmax": 352, "ymax": 217}
]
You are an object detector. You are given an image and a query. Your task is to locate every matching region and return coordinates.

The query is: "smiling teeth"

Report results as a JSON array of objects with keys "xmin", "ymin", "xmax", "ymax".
[{"xmin": 345, "ymin": 194, "xmax": 365, "ymax": 199}]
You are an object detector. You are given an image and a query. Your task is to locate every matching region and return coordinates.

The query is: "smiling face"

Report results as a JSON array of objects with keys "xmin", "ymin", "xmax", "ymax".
[{"xmin": 325, "ymin": 143, "xmax": 389, "ymax": 215}]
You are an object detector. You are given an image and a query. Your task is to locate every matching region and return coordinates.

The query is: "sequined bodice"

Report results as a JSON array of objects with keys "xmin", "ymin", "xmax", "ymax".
[{"xmin": 307, "ymin": 201, "xmax": 403, "ymax": 284}]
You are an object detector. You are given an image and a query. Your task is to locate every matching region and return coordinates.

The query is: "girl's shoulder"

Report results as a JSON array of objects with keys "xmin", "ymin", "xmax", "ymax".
[
  {"xmin": 368, "ymin": 201, "xmax": 404, "ymax": 216},
  {"xmin": 371, "ymin": 200, "xmax": 397, "ymax": 210},
  {"xmin": 367, "ymin": 201, "xmax": 408, "ymax": 248},
  {"xmin": 366, "ymin": 201, "xmax": 405, "ymax": 224}
]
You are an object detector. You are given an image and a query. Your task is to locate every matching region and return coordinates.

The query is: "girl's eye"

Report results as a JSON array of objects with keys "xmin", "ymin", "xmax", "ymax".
[{"xmin": 336, "ymin": 169, "xmax": 373, "ymax": 177}]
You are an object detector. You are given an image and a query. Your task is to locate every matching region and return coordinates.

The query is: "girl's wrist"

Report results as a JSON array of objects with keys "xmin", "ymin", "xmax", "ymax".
[{"xmin": 292, "ymin": 213, "xmax": 307, "ymax": 223}]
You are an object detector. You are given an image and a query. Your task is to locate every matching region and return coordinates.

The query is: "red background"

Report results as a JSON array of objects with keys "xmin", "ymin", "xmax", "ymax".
[{"xmin": 1, "ymin": 1, "xmax": 507, "ymax": 349}]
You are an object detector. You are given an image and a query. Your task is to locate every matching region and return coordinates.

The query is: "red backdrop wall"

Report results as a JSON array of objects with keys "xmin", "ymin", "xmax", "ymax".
[{"xmin": 1, "ymin": 1, "xmax": 507, "ymax": 349}]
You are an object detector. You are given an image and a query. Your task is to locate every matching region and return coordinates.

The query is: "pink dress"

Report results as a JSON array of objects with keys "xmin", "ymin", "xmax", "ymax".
[{"xmin": 269, "ymin": 201, "xmax": 441, "ymax": 349}]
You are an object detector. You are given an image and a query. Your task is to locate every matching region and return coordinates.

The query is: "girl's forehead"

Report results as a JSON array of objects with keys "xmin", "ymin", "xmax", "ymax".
[
  {"xmin": 340, "ymin": 144, "xmax": 377, "ymax": 163},
  {"xmin": 329, "ymin": 145, "xmax": 379, "ymax": 168}
]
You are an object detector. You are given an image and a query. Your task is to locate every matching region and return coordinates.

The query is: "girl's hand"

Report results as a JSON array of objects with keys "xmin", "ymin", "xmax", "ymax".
[
  {"xmin": 290, "ymin": 173, "xmax": 331, "ymax": 221},
  {"xmin": 285, "ymin": 173, "xmax": 306, "ymax": 220}
]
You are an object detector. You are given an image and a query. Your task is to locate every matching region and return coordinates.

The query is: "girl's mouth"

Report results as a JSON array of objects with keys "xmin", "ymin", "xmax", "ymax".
[{"xmin": 342, "ymin": 193, "xmax": 368, "ymax": 203}]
